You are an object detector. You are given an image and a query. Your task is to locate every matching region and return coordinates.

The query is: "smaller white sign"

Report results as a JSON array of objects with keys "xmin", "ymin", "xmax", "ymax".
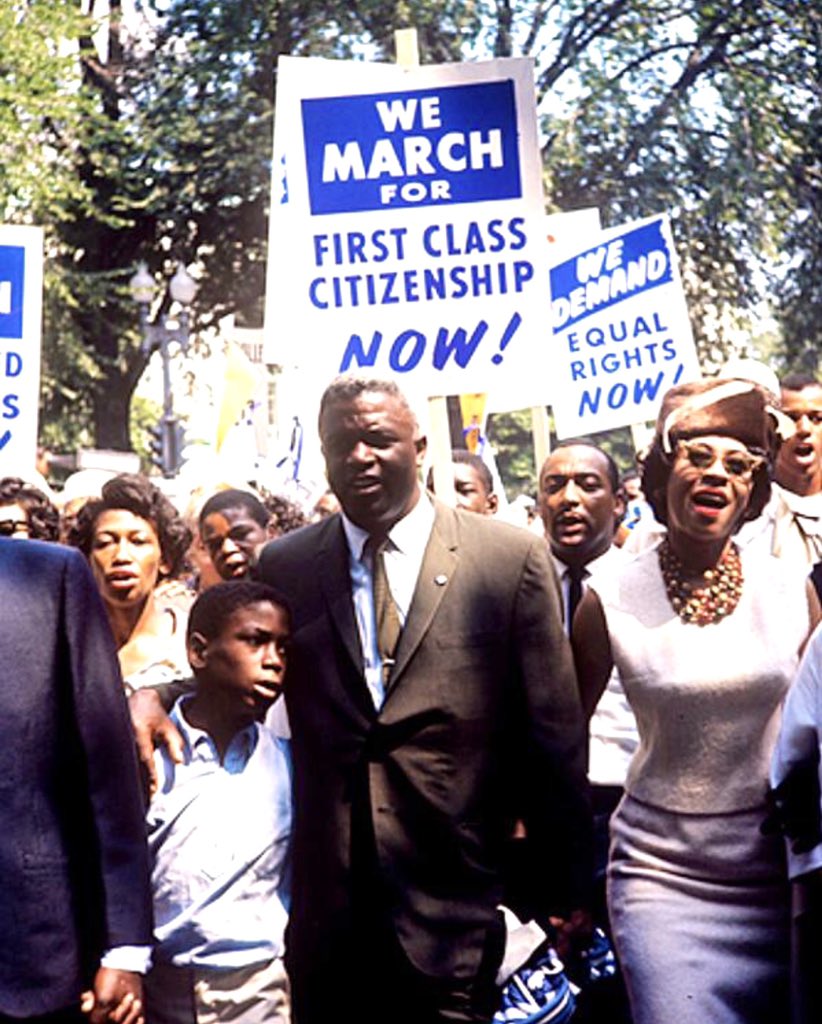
[
  {"xmin": 0, "ymin": 225, "xmax": 43, "ymax": 472},
  {"xmin": 547, "ymin": 214, "xmax": 700, "ymax": 438}
]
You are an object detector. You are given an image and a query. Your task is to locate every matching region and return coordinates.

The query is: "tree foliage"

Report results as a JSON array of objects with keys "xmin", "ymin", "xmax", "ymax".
[{"xmin": 2, "ymin": 0, "xmax": 818, "ymax": 456}]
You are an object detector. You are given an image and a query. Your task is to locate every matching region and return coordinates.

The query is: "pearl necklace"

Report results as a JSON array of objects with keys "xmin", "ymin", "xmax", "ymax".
[{"xmin": 658, "ymin": 540, "xmax": 743, "ymax": 626}]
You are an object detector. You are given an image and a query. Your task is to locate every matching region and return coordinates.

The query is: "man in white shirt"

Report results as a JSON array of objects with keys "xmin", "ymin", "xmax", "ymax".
[
  {"xmin": 538, "ymin": 439, "xmax": 637, "ymax": 792},
  {"xmin": 538, "ymin": 440, "xmax": 634, "ymax": 1020},
  {"xmin": 738, "ymin": 372, "xmax": 822, "ymax": 568}
]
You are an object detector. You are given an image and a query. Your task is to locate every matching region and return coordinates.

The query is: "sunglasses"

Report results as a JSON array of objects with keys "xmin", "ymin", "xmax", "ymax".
[{"xmin": 676, "ymin": 440, "xmax": 764, "ymax": 479}]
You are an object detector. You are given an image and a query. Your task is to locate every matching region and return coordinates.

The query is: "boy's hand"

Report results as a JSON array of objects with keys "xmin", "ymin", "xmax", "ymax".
[
  {"xmin": 129, "ymin": 688, "xmax": 184, "ymax": 797},
  {"xmin": 81, "ymin": 968, "xmax": 144, "ymax": 1024}
]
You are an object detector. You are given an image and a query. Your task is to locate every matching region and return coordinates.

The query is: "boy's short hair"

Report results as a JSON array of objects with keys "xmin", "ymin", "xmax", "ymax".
[
  {"xmin": 187, "ymin": 581, "xmax": 292, "ymax": 642},
  {"xmin": 198, "ymin": 489, "xmax": 270, "ymax": 530}
]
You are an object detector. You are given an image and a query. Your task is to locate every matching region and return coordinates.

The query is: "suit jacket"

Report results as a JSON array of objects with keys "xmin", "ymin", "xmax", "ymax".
[
  {"xmin": 0, "ymin": 540, "xmax": 152, "ymax": 1017},
  {"xmin": 257, "ymin": 501, "xmax": 591, "ymax": 985}
]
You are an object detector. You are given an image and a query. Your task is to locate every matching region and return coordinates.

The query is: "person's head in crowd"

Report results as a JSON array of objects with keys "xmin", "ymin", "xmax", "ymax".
[
  {"xmin": 58, "ymin": 468, "xmax": 118, "ymax": 542},
  {"xmin": 774, "ymin": 372, "xmax": 822, "ymax": 497},
  {"xmin": 186, "ymin": 581, "xmax": 292, "ymax": 732},
  {"xmin": 259, "ymin": 489, "xmax": 309, "ymax": 537},
  {"xmin": 311, "ymin": 489, "xmax": 341, "ymax": 522},
  {"xmin": 426, "ymin": 449, "xmax": 498, "ymax": 516},
  {"xmin": 69, "ymin": 473, "xmax": 191, "ymax": 618},
  {"xmin": 0, "ymin": 476, "xmax": 60, "ymax": 541},
  {"xmin": 621, "ymin": 471, "xmax": 643, "ymax": 504},
  {"xmin": 318, "ymin": 375, "xmax": 426, "ymax": 536},
  {"xmin": 539, "ymin": 441, "xmax": 625, "ymax": 570},
  {"xmin": 199, "ymin": 488, "xmax": 274, "ymax": 582},
  {"xmin": 641, "ymin": 378, "xmax": 773, "ymax": 542}
]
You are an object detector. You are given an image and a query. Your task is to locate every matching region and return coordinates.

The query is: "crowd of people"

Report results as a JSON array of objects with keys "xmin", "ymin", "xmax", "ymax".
[{"xmin": 2, "ymin": 368, "xmax": 822, "ymax": 1024}]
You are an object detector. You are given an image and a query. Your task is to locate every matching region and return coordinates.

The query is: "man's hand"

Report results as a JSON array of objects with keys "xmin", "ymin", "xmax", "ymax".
[
  {"xmin": 128, "ymin": 687, "xmax": 184, "ymax": 797},
  {"xmin": 548, "ymin": 908, "xmax": 593, "ymax": 963},
  {"xmin": 763, "ymin": 756, "xmax": 822, "ymax": 855},
  {"xmin": 81, "ymin": 968, "xmax": 143, "ymax": 1024}
]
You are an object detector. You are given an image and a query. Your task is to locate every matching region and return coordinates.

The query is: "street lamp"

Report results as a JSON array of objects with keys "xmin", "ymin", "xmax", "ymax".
[{"xmin": 129, "ymin": 261, "xmax": 197, "ymax": 477}]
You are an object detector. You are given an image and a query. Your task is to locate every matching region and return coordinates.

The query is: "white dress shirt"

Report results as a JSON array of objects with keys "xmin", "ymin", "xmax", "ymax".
[
  {"xmin": 551, "ymin": 545, "xmax": 639, "ymax": 786},
  {"xmin": 341, "ymin": 493, "xmax": 435, "ymax": 710}
]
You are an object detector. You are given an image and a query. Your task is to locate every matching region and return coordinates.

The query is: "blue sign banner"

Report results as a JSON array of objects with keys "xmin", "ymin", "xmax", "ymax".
[
  {"xmin": 550, "ymin": 219, "xmax": 674, "ymax": 332},
  {"xmin": 302, "ymin": 80, "xmax": 521, "ymax": 214},
  {"xmin": 0, "ymin": 246, "xmax": 25, "ymax": 340}
]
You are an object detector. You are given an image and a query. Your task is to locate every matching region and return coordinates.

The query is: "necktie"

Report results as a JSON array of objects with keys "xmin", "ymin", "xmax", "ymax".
[
  {"xmin": 367, "ymin": 536, "xmax": 402, "ymax": 687},
  {"xmin": 566, "ymin": 565, "xmax": 586, "ymax": 631}
]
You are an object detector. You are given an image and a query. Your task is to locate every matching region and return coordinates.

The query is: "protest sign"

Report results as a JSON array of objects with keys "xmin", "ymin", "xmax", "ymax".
[
  {"xmin": 547, "ymin": 214, "xmax": 700, "ymax": 438},
  {"xmin": 0, "ymin": 226, "xmax": 43, "ymax": 471},
  {"xmin": 265, "ymin": 55, "xmax": 551, "ymax": 400}
]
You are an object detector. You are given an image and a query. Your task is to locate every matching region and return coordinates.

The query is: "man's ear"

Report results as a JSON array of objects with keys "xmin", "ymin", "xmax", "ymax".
[
  {"xmin": 486, "ymin": 493, "xmax": 499, "ymax": 516},
  {"xmin": 265, "ymin": 516, "xmax": 280, "ymax": 540},
  {"xmin": 415, "ymin": 433, "xmax": 428, "ymax": 468},
  {"xmin": 187, "ymin": 631, "xmax": 209, "ymax": 670},
  {"xmin": 613, "ymin": 487, "xmax": 627, "ymax": 528}
]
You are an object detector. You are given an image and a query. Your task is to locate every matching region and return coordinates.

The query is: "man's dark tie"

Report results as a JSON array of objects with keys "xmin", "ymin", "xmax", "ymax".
[
  {"xmin": 566, "ymin": 565, "xmax": 586, "ymax": 630},
  {"xmin": 367, "ymin": 536, "xmax": 401, "ymax": 687}
]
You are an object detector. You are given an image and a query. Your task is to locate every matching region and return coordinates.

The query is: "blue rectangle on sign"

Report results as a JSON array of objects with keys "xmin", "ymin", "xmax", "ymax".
[
  {"xmin": 302, "ymin": 80, "xmax": 522, "ymax": 214},
  {"xmin": 0, "ymin": 246, "xmax": 25, "ymax": 340},
  {"xmin": 550, "ymin": 220, "xmax": 674, "ymax": 331}
]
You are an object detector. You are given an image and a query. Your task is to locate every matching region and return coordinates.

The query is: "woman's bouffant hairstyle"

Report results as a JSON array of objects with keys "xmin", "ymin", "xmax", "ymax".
[
  {"xmin": 642, "ymin": 379, "xmax": 774, "ymax": 529},
  {"xmin": 68, "ymin": 473, "xmax": 192, "ymax": 578},
  {"xmin": 0, "ymin": 476, "xmax": 60, "ymax": 541}
]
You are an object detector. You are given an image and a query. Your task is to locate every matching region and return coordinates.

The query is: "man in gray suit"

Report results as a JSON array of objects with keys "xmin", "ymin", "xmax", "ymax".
[{"xmin": 256, "ymin": 376, "xmax": 591, "ymax": 1024}]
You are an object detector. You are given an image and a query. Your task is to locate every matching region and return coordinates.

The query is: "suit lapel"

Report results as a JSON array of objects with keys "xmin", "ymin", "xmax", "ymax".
[
  {"xmin": 317, "ymin": 517, "xmax": 365, "ymax": 677},
  {"xmin": 386, "ymin": 504, "xmax": 458, "ymax": 692}
]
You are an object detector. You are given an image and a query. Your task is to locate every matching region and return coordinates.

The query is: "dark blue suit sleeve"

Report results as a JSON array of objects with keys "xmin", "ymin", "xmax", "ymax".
[{"xmin": 61, "ymin": 549, "xmax": 152, "ymax": 950}]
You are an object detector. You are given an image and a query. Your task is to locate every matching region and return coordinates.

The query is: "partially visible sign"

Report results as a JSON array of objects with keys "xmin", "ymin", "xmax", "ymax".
[
  {"xmin": 547, "ymin": 214, "xmax": 699, "ymax": 437},
  {"xmin": 265, "ymin": 56, "xmax": 551, "ymax": 400},
  {"xmin": 0, "ymin": 227, "xmax": 43, "ymax": 470}
]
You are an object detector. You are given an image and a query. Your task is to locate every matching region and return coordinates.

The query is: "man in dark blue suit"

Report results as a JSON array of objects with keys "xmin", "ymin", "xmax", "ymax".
[{"xmin": 0, "ymin": 539, "xmax": 152, "ymax": 1023}]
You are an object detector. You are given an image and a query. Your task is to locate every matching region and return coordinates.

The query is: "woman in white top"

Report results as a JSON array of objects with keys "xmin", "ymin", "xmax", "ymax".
[
  {"xmin": 573, "ymin": 379, "xmax": 820, "ymax": 1024},
  {"xmin": 69, "ymin": 473, "xmax": 193, "ymax": 693}
]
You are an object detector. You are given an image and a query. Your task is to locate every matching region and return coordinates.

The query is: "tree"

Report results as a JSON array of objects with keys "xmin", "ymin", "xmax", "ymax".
[
  {"xmin": 9, "ymin": 0, "xmax": 819, "ymax": 453},
  {"xmin": 487, "ymin": 1, "xmax": 821, "ymax": 370}
]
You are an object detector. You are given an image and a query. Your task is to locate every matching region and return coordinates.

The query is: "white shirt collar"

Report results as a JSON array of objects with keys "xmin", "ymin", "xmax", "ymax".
[
  {"xmin": 340, "ymin": 489, "xmax": 434, "ymax": 561},
  {"xmin": 550, "ymin": 542, "xmax": 624, "ymax": 581}
]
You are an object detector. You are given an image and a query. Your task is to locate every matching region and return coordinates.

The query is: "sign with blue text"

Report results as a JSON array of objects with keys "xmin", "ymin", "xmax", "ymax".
[
  {"xmin": 0, "ymin": 226, "xmax": 43, "ymax": 471},
  {"xmin": 547, "ymin": 214, "xmax": 699, "ymax": 438},
  {"xmin": 265, "ymin": 56, "xmax": 551, "ymax": 400}
]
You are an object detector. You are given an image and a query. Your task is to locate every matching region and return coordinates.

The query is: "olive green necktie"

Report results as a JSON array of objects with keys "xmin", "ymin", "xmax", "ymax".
[{"xmin": 367, "ymin": 536, "xmax": 401, "ymax": 687}]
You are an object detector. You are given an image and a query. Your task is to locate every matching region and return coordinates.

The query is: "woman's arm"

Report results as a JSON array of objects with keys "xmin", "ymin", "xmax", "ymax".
[{"xmin": 571, "ymin": 588, "xmax": 615, "ymax": 720}]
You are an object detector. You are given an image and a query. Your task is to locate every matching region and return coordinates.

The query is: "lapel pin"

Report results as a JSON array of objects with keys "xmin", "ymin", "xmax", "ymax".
[{"xmin": 434, "ymin": 574, "xmax": 448, "ymax": 586}]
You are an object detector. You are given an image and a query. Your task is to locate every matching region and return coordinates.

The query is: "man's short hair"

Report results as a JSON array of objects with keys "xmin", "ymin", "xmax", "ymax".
[
  {"xmin": 318, "ymin": 375, "xmax": 416, "ymax": 432},
  {"xmin": 781, "ymin": 372, "xmax": 821, "ymax": 393},
  {"xmin": 426, "ymin": 450, "xmax": 494, "ymax": 495},
  {"xmin": 187, "ymin": 580, "xmax": 291, "ymax": 642},
  {"xmin": 548, "ymin": 439, "xmax": 621, "ymax": 493},
  {"xmin": 199, "ymin": 488, "xmax": 269, "ymax": 530}
]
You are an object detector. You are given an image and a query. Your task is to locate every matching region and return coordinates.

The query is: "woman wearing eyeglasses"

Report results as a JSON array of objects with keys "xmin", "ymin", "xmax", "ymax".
[{"xmin": 573, "ymin": 378, "xmax": 821, "ymax": 1024}]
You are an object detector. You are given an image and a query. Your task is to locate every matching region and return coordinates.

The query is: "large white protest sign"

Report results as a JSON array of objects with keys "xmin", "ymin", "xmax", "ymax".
[
  {"xmin": 265, "ymin": 56, "xmax": 551, "ymax": 400},
  {"xmin": 0, "ymin": 226, "xmax": 42, "ymax": 471},
  {"xmin": 547, "ymin": 214, "xmax": 700, "ymax": 438}
]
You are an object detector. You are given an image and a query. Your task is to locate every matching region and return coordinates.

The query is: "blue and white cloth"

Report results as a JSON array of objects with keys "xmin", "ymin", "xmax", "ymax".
[{"xmin": 148, "ymin": 697, "xmax": 292, "ymax": 969}]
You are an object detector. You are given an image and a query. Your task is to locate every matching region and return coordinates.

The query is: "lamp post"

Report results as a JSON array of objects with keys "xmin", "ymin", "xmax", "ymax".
[{"xmin": 129, "ymin": 261, "xmax": 197, "ymax": 477}]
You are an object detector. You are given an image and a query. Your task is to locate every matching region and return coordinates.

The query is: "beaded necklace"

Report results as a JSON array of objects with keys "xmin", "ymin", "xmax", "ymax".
[{"xmin": 658, "ymin": 539, "xmax": 743, "ymax": 626}]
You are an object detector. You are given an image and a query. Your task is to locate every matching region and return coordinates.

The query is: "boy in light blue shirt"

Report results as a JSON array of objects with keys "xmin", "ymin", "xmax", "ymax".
[{"xmin": 144, "ymin": 581, "xmax": 293, "ymax": 1024}]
